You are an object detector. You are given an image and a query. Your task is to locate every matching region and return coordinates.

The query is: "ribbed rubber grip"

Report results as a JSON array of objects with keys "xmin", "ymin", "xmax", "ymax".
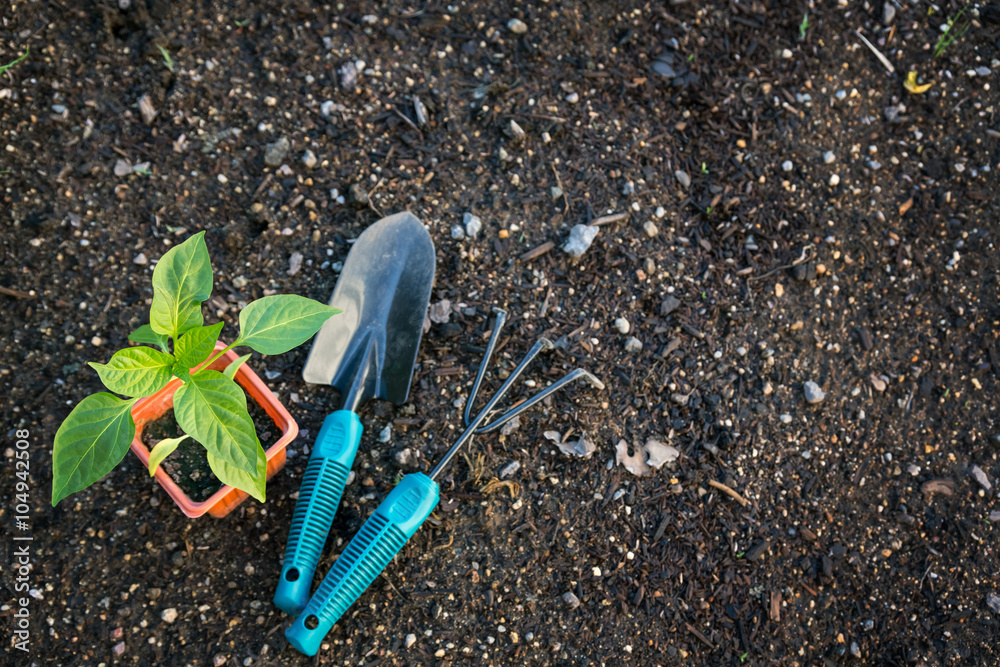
[
  {"xmin": 286, "ymin": 473, "xmax": 440, "ymax": 656},
  {"xmin": 274, "ymin": 410, "xmax": 362, "ymax": 616}
]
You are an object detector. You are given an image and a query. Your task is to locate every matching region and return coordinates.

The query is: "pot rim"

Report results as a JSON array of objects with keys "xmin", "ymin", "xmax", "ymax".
[{"xmin": 130, "ymin": 341, "xmax": 298, "ymax": 517}]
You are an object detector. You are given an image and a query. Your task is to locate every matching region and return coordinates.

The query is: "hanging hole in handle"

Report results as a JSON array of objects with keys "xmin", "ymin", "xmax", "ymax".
[
  {"xmin": 285, "ymin": 568, "xmax": 300, "ymax": 582},
  {"xmin": 304, "ymin": 615, "xmax": 320, "ymax": 630}
]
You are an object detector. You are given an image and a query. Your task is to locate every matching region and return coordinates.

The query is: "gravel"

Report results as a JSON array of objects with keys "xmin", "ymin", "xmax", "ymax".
[
  {"xmin": 263, "ymin": 137, "xmax": 290, "ymax": 167},
  {"xmin": 660, "ymin": 295, "xmax": 680, "ymax": 316},
  {"xmin": 413, "ymin": 96, "xmax": 428, "ymax": 126},
  {"xmin": 674, "ymin": 170, "xmax": 691, "ymax": 188},
  {"xmin": 823, "ymin": 151, "xmax": 836, "ymax": 164},
  {"xmin": 339, "ymin": 61, "xmax": 358, "ymax": 89},
  {"xmin": 642, "ymin": 220, "xmax": 659, "ymax": 238},
  {"xmin": 562, "ymin": 591, "xmax": 581, "ymax": 609},
  {"xmin": 804, "ymin": 381, "xmax": 826, "ymax": 404},
  {"xmin": 614, "ymin": 317, "xmax": 630, "ymax": 334},
  {"xmin": 347, "ymin": 183, "xmax": 369, "ymax": 207},
  {"xmin": 394, "ymin": 448, "xmax": 417, "ymax": 468},
  {"xmin": 302, "ymin": 149, "xmax": 317, "ymax": 169},
  {"xmin": 970, "ymin": 465, "xmax": 992, "ymax": 492},
  {"xmin": 463, "ymin": 212, "xmax": 482, "ymax": 239},
  {"xmin": 782, "ymin": 160, "xmax": 794, "ymax": 172},
  {"xmin": 882, "ymin": 1, "xmax": 896, "ymax": 25},
  {"xmin": 624, "ymin": 337, "xmax": 643, "ymax": 353},
  {"xmin": 563, "ymin": 224, "xmax": 599, "ymax": 257},
  {"xmin": 161, "ymin": 608, "xmax": 178, "ymax": 624},
  {"xmin": 507, "ymin": 18, "xmax": 528, "ymax": 34}
]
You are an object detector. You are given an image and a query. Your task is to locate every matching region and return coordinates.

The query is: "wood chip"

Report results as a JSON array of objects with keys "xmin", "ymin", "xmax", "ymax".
[
  {"xmin": 684, "ymin": 623, "xmax": 715, "ymax": 649},
  {"xmin": 898, "ymin": 197, "xmax": 913, "ymax": 216},
  {"xmin": 921, "ymin": 479, "xmax": 955, "ymax": 496}
]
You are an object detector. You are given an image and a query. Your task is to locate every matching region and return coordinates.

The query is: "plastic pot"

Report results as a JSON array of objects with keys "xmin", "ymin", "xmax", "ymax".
[{"xmin": 130, "ymin": 342, "xmax": 298, "ymax": 518}]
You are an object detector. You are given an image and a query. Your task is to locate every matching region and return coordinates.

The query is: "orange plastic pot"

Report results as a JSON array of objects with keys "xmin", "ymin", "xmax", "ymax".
[{"xmin": 130, "ymin": 342, "xmax": 298, "ymax": 518}]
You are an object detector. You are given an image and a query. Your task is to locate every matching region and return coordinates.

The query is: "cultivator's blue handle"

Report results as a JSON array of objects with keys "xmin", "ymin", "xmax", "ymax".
[
  {"xmin": 274, "ymin": 410, "xmax": 362, "ymax": 616},
  {"xmin": 285, "ymin": 473, "xmax": 440, "ymax": 656}
]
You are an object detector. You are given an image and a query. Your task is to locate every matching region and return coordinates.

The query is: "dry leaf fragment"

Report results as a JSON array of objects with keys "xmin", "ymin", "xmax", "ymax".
[
  {"xmin": 138, "ymin": 94, "xmax": 158, "ymax": 124},
  {"xmin": 616, "ymin": 439, "xmax": 651, "ymax": 476},
  {"xmin": 559, "ymin": 432, "xmax": 596, "ymax": 459},
  {"xmin": 904, "ymin": 71, "xmax": 933, "ymax": 94},
  {"xmin": 545, "ymin": 430, "xmax": 595, "ymax": 459},
  {"xmin": 645, "ymin": 439, "xmax": 680, "ymax": 469}
]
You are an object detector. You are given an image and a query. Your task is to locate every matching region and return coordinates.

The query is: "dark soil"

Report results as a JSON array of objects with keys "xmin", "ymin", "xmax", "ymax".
[
  {"xmin": 141, "ymin": 408, "xmax": 212, "ymax": 502},
  {"xmin": 2, "ymin": 1, "xmax": 1000, "ymax": 666}
]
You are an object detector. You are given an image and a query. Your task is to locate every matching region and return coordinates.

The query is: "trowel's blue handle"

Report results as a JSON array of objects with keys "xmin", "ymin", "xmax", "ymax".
[
  {"xmin": 286, "ymin": 473, "xmax": 440, "ymax": 656},
  {"xmin": 274, "ymin": 410, "xmax": 362, "ymax": 616}
]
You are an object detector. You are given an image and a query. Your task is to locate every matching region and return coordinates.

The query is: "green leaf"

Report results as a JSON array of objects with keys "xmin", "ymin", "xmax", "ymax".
[
  {"xmin": 223, "ymin": 354, "xmax": 251, "ymax": 380},
  {"xmin": 52, "ymin": 393, "xmax": 138, "ymax": 506},
  {"xmin": 173, "ymin": 322, "xmax": 224, "ymax": 370},
  {"xmin": 149, "ymin": 231, "xmax": 212, "ymax": 338},
  {"xmin": 89, "ymin": 347, "xmax": 175, "ymax": 398},
  {"xmin": 147, "ymin": 435, "xmax": 188, "ymax": 476},
  {"xmin": 128, "ymin": 324, "xmax": 170, "ymax": 353},
  {"xmin": 173, "ymin": 370, "xmax": 260, "ymax": 475},
  {"xmin": 235, "ymin": 295, "xmax": 340, "ymax": 355},
  {"xmin": 207, "ymin": 446, "xmax": 266, "ymax": 502}
]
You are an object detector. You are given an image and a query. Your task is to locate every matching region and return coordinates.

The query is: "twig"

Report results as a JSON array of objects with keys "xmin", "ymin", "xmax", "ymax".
[
  {"xmin": 551, "ymin": 165, "xmax": 569, "ymax": 215},
  {"xmin": 708, "ymin": 479, "xmax": 750, "ymax": 507},
  {"xmin": 366, "ymin": 177, "xmax": 385, "ymax": 218},
  {"xmin": 855, "ymin": 30, "xmax": 894, "ymax": 74},
  {"xmin": 520, "ymin": 241, "xmax": 554, "ymax": 261},
  {"xmin": 747, "ymin": 247, "xmax": 815, "ymax": 282},
  {"xmin": 590, "ymin": 212, "xmax": 628, "ymax": 226},
  {"xmin": 0, "ymin": 286, "xmax": 35, "ymax": 299},
  {"xmin": 391, "ymin": 105, "xmax": 423, "ymax": 138}
]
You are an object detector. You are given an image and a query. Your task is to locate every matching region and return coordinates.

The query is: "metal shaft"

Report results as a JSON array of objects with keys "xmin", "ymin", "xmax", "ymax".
[{"xmin": 429, "ymin": 336, "xmax": 549, "ymax": 480}]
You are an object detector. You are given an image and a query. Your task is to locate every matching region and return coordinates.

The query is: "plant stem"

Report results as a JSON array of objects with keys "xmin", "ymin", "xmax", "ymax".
[{"xmin": 196, "ymin": 341, "xmax": 240, "ymax": 375}]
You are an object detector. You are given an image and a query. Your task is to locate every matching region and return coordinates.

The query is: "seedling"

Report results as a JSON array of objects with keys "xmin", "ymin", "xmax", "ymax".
[
  {"xmin": 156, "ymin": 44, "xmax": 175, "ymax": 72},
  {"xmin": 701, "ymin": 162, "xmax": 709, "ymax": 174},
  {"xmin": 51, "ymin": 232, "xmax": 340, "ymax": 506},
  {"xmin": 799, "ymin": 14, "xmax": 809, "ymax": 41},
  {"xmin": 933, "ymin": 7, "xmax": 969, "ymax": 59},
  {"xmin": 0, "ymin": 46, "xmax": 29, "ymax": 76},
  {"xmin": 235, "ymin": 18, "xmax": 251, "ymax": 27},
  {"xmin": 740, "ymin": 652, "xmax": 749, "ymax": 663}
]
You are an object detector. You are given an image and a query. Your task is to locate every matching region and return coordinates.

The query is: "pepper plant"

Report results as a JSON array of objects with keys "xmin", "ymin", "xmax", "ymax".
[{"xmin": 52, "ymin": 232, "xmax": 339, "ymax": 506}]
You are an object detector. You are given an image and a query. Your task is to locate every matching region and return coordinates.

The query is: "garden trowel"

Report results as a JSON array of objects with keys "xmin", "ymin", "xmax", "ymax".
[{"xmin": 273, "ymin": 211, "xmax": 435, "ymax": 616}]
